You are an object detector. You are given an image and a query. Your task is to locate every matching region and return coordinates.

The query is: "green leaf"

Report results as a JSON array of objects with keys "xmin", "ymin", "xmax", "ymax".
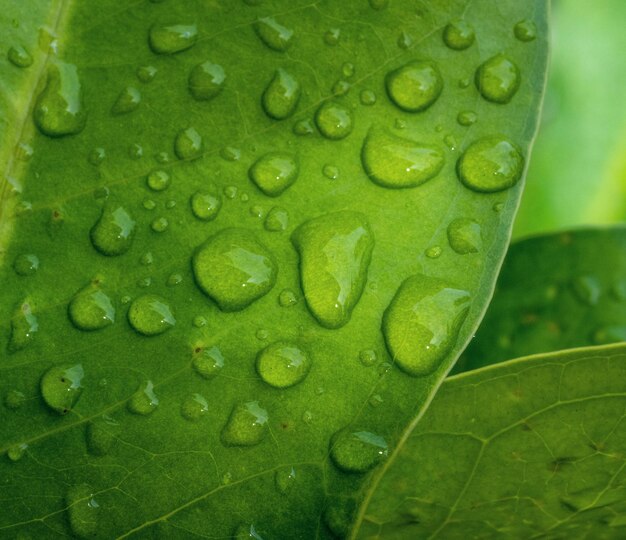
[
  {"xmin": 456, "ymin": 226, "xmax": 626, "ymax": 373},
  {"xmin": 355, "ymin": 344, "xmax": 626, "ymax": 538},
  {"xmin": 0, "ymin": 1, "xmax": 547, "ymax": 537}
]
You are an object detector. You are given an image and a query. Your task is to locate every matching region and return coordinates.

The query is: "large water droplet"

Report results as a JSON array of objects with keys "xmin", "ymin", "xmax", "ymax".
[
  {"xmin": 190, "ymin": 185, "xmax": 222, "ymax": 221},
  {"xmin": 66, "ymin": 484, "xmax": 100, "ymax": 538},
  {"xmin": 188, "ymin": 61, "xmax": 225, "ymax": 101},
  {"xmin": 90, "ymin": 205, "xmax": 136, "ymax": 256},
  {"xmin": 127, "ymin": 381, "xmax": 159, "ymax": 415},
  {"xmin": 249, "ymin": 152, "xmax": 299, "ymax": 196},
  {"xmin": 13, "ymin": 253, "xmax": 39, "ymax": 276},
  {"xmin": 361, "ymin": 129, "xmax": 444, "ymax": 188},
  {"xmin": 127, "ymin": 295, "xmax": 175, "ymax": 336},
  {"xmin": 330, "ymin": 430, "xmax": 388, "ymax": 473},
  {"xmin": 192, "ymin": 345, "xmax": 225, "ymax": 379},
  {"xmin": 292, "ymin": 211, "xmax": 373, "ymax": 329},
  {"xmin": 442, "ymin": 20, "xmax": 475, "ymax": 50},
  {"xmin": 221, "ymin": 401, "xmax": 268, "ymax": 446},
  {"xmin": 382, "ymin": 274, "xmax": 471, "ymax": 376},
  {"xmin": 112, "ymin": 86, "xmax": 141, "ymax": 115},
  {"xmin": 475, "ymin": 54, "xmax": 520, "ymax": 104},
  {"xmin": 385, "ymin": 60, "xmax": 443, "ymax": 112},
  {"xmin": 447, "ymin": 218, "xmax": 482, "ymax": 254},
  {"xmin": 8, "ymin": 45, "xmax": 33, "ymax": 67},
  {"xmin": 192, "ymin": 228, "xmax": 277, "ymax": 311},
  {"xmin": 9, "ymin": 301, "xmax": 38, "ymax": 352},
  {"xmin": 457, "ymin": 136, "xmax": 524, "ymax": 192},
  {"xmin": 262, "ymin": 69, "xmax": 300, "ymax": 120},
  {"xmin": 181, "ymin": 393, "xmax": 209, "ymax": 421},
  {"xmin": 149, "ymin": 23, "xmax": 198, "ymax": 54},
  {"xmin": 254, "ymin": 17, "xmax": 294, "ymax": 51},
  {"xmin": 175, "ymin": 127, "xmax": 203, "ymax": 160},
  {"xmin": 68, "ymin": 281, "xmax": 115, "ymax": 331},
  {"xmin": 514, "ymin": 20, "xmax": 537, "ymax": 42},
  {"xmin": 256, "ymin": 342, "xmax": 311, "ymax": 388},
  {"xmin": 33, "ymin": 61, "xmax": 86, "ymax": 137},
  {"xmin": 315, "ymin": 101, "xmax": 353, "ymax": 140},
  {"xmin": 40, "ymin": 364, "xmax": 84, "ymax": 414}
]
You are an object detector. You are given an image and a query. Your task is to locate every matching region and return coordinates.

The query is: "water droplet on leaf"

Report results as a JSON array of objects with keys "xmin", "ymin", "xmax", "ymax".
[
  {"xmin": 249, "ymin": 152, "xmax": 298, "ymax": 196},
  {"xmin": 264, "ymin": 206, "xmax": 289, "ymax": 232},
  {"xmin": 190, "ymin": 185, "xmax": 222, "ymax": 221},
  {"xmin": 127, "ymin": 294, "xmax": 175, "ymax": 336},
  {"xmin": 457, "ymin": 110, "xmax": 477, "ymax": 126},
  {"xmin": 221, "ymin": 401, "xmax": 268, "ymax": 446},
  {"xmin": 66, "ymin": 484, "xmax": 100, "ymax": 538},
  {"xmin": 151, "ymin": 216, "xmax": 169, "ymax": 233},
  {"xmin": 111, "ymin": 86, "xmax": 141, "ymax": 115},
  {"xmin": 275, "ymin": 467, "xmax": 296, "ymax": 493},
  {"xmin": 514, "ymin": 20, "xmax": 537, "ymax": 42},
  {"xmin": 254, "ymin": 17, "xmax": 293, "ymax": 51},
  {"xmin": 256, "ymin": 342, "xmax": 311, "ymax": 388},
  {"xmin": 41, "ymin": 364, "xmax": 84, "ymax": 414},
  {"xmin": 315, "ymin": 101, "xmax": 353, "ymax": 140},
  {"xmin": 443, "ymin": 20, "xmax": 475, "ymax": 50},
  {"xmin": 262, "ymin": 68, "xmax": 300, "ymax": 120},
  {"xmin": 359, "ymin": 89, "xmax": 376, "ymax": 106},
  {"xmin": 188, "ymin": 61, "xmax": 225, "ymax": 101},
  {"xmin": 181, "ymin": 393, "xmax": 209, "ymax": 421},
  {"xmin": 127, "ymin": 381, "xmax": 159, "ymax": 415},
  {"xmin": 90, "ymin": 205, "xmax": 136, "ymax": 255},
  {"xmin": 174, "ymin": 127, "xmax": 203, "ymax": 160},
  {"xmin": 136, "ymin": 64, "xmax": 157, "ymax": 83},
  {"xmin": 571, "ymin": 276, "xmax": 601, "ymax": 306},
  {"xmin": 330, "ymin": 430, "xmax": 388, "ymax": 473},
  {"xmin": 475, "ymin": 54, "xmax": 520, "ymax": 104},
  {"xmin": 447, "ymin": 218, "xmax": 482, "ymax": 254},
  {"xmin": 149, "ymin": 23, "xmax": 198, "ymax": 54},
  {"xmin": 13, "ymin": 254, "xmax": 39, "ymax": 276},
  {"xmin": 385, "ymin": 60, "xmax": 443, "ymax": 112},
  {"xmin": 68, "ymin": 281, "xmax": 115, "ymax": 331},
  {"xmin": 192, "ymin": 345, "xmax": 225, "ymax": 379},
  {"xmin": 9, "ymin": 301, "xmax": 38, "ymax": 352},
  {"xmin": 8, "ymin": 45, "xmax": 33, "ymax": 67}
]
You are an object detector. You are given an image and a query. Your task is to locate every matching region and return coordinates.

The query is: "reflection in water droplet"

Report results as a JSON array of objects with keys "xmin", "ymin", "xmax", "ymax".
[
  {"xmin": 192, "ymin": 345, "xmax": 225, "ymax": 379},
  {"xmin": 181, "ymin": 393, "xmax": 209, "ymax": 421},
  {"xmin": 147, "ymin": 170, "xmax": 170, "ymax": 192},
  {"xmin": 262, "ymin": 68, "xmax": 300, "ymax": 120},
  {"xmin": 221, "ymin": 401, "xmax": 268, "ymax": 446},
  {"xmin": 292, "ymin": 211, "xmax": 373, "ymax": 329},
  {"xmin": 514, "ymin": 20, "xmax": 537, "ymax": 42},
  {"xmin": 324, "ymin": 28, "xmax": 341, "ymax": 46},
  {"xmin": 447, "ymin": 218, "xmax": 482, "ymax": 254},
  {"xmin": 475, "ymin": 54, "xmax": 520, "ymax": 104},
  {"xmin": 16, "ymin": 142, "xmax": 34, "ymax": 161},
  {"xmin": 8, "ymin": 45, "xmax": 33, "ymax": 67},
  {"xmin": 315, "ymin": 101, "xmax": 353, "ymax": 140},
  {"xmin": 332, "ymin": 79, "xmax": 350, "ymax": 97},
  {"xmin": 425, "ymin": 245, "xmax": 442, "ymax": 259},
  {"xmin": 383, "ymin": 274, "xmax": 471, "ymax": 376},
  {"xmin": 330, "ymin": 430, "xmax": 388, "ymax": 473},
  {"xmin": 188, "ymin": 61, "xmax": 225, "ymax": 101},
  {"xmin": 66, "ymin": 484, "xmax": 100, "ymax": 538},
  {"xmin": 190, "ymin": 185, "xmax": 222, "ymax": 221},
  {"xmin": 256, "ymin": 342, "xmax": 311, "ymax": 388},
  {"xmin": 457, "ymin": 110, "xmax": 477, "ymax": 126},
  {"xmin": 40, "ymin": 364, "xmax": 84, "ymax": 414},
  {"xmin": 249, "ymin": 152, "xmax": 298, "ymax": 196},
  {"xmin": 192, "ymin": 228, "xmax": 277, "ymax": 311},
  {"xmin": 68, "ymin": 282, "xmax": 115, "ymax": 331},
  {"xmin": 88, "ymin": 147, "xmax": 106, "ymax": 166},
  {"xmin": 111, "ymin": 86, "xmax": 141, "ymax": 115},
  {"xmin": 13, "ymin": 254, "xmax": 39, "ymax": 276},
  {"xmin": 151, "ymin": 216, "xmax": 169, "ymax": 233},
  {"xmin": 442, "ymin": 20, "xmax": 475, "ymax": 50},
  {"xmin": 137, "ymin": 65, "xmax": 157, "ymax": 83},
  {"xmin": 234, "ymin": 523, "xmax": 264, "ymax": 540},
  {"xmin": 322, "ymin": 164, "xmax": 339, "ymax": 180},
  {"xmin": 254, "ymin": 17, "xmax": 293, "ymax": 51},
  {"xmin": 129, "ymin": 143, "xmax": 144, "ymax": 159},
  {"xmin": 90, "ymin": 205, "xmax": 136, "ymax": 256},
  {"xmin": 278, "ymin": 288, "xmax": 297, "ymax": 307},
  {"xmin": 359, "ymin": 89, "xmax": 376, "ymax": 106},
  {"xmin": 127, "ymin": 295, "xmax": 175, "ymax": 336},
  {"xmin": 9, "ymin": 301, "xmax": 38, "ymax": 352},
  {"xmin": 359, "ymin": 349, "xmax": 377, "ymax": 367},
  {"xmin": 264, "ymin": 206, "xmax": 289, "ymax": 232},
  {"xmin": 175, "ymin": 127, "xmax": 203, "ymax": 160},
  {"xmin": 149, "ymin": 23, "xmax": 198, "ymax": 54},
  {"xmin": 361, "ymin": 129, "xmax": 444, "ymax": 189},
  {"xmin": 127, "ymin": 380, "xmax": 159, "ymax": 415},
  {"xmin": 275, "ymin": 467, "xmax": 296, "ymax": 494},
  {"xmin": 385, "ymin": 60, "xmax": 443, "ymax": 112}
]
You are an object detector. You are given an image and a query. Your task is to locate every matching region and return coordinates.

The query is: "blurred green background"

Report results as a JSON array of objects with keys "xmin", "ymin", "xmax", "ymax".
[{"xmin": 514, "ymin": 0, "xmax": 626, "ymax": 238}]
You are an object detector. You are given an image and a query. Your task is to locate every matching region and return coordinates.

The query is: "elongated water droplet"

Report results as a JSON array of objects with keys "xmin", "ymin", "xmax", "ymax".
[
  {"xmin": 193, "ymin": 228, "xmax": 277, "ymax": 311},
  {"xmin": 275, "ymin": 467, "xmax": 296, "ymax": 494},
  {"xmin": 86, "ymin": 421, "xmax": 115, "ymax": 456},
  {"xmin": 9, "ymin": 301, "xmax": 38, "ymax": 352},
  {"xmin": 127, "ymin": 381, "xmax": 159, "ymax": 415},
  {"xmin": 190, "ymin": 185, "xmax": 222, "ymax": 221},
  {"xmin": 8, "ymin": 45, "xmax": 33, "ymax": 67},
  {"xmin": 457, "ymin": 136, "xmax": 524, "ymax": 192},
  {"xmin": 447, "ymin": 218, "xmax": 482, "ymax": 254},
  {"xmin": 68, "ymin": 281, "xmax": 115, "ymax": 331},
  {"xmin": 330, "ymin": 430, "xmax": 388, "ymax": 473},
  {"xmin": 13, "ymin": 253, "xmax": 39, "ymax": 276},
  {"xmin": 264, "ymin": 206, "xmax": 289, "ymax": 232},
  {"xmin": 442, "ymin": 20, "xmax": 475, "ymax": 50},
  {"xmin": 112, "ymin": 86, "xmax": 141, "ymax": 115},
  {"xmin": 383, "ymin": 274, "xmax": 471, "ymax": 376},
  {"xmin": 127, "ymin": 295, "xmax": 175, "ymax": 336},
  {"xmin": 66, "ymin": 484, "xmax": 100, "ymax": 538},
  {"xmin": 315, "ymin": 101, "xmax": 353, "ymax": 140},
  {"xmin": 33, "ymin": 61, "xmax": 86, "ymax": 137},
  {"xmin": 292, "ymin": 211, "xmax": 373, "ymax": 329},
  {"xmin": 256, "ymin": 342, "xmax": 310, "ymax": 388},
  {"xmin": 571, "ymin": 276, "xmax": 601, "ymax": 306},
  {"xmin": 514, "ymin": 20, "xmax": 537, "ymax": 42},
  {"xmin": 136, "ymin": 65, "xmax": 157, "ymax": 83},
  {"xmin": 475, "ymin": 54, "xmax": 520, "ymax": 104},
  {"xmin": 149, "ymin": 23, "xmax": 198, "ymax": 54},
  {"xmin": 40, "ymin": 364, "xmax": 84, "ymax": 414},
  {"xmin": 385, "ymin": 60, "xmax": 443, "ymax": 112},
  {"xmin": 192, "ymin": 345, "xmax": 225, "ymax": 379},
  {"xmin": 254, "ymin": 17, "xmax": 293, "ymax": 51},
  {"xmin": 181, "ymin": 393, "xmax": 209, "ymax": 421},
  {"xmin": 249, "ymin": 152, "xmax": 298, "ymax": 196},
  {"xmin": 188, "ymin": 61, "xmax": 225, "ymax": 101},
  {"xmin": 222, "ymin": 401, "xmax": 268, "ymax": 446},
  {"xmin": 90, "ymin": 205, "xmax": 136, "ymax": 256},
  {"xmin": 262, "ymin": 68, "xmax": 300, "ymax": 120},
  {"xmin": 361, "ymin": 129, "xmax": 444, "ymax": 188},
  {"xmin": 175, "ymin": 127, "xmax": 203, "ymax": 160}
]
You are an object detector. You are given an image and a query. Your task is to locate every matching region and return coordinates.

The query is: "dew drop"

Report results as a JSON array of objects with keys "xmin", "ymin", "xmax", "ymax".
[
  {"xmin": 127, "ymin": 294, "xmax": 175, "ymax": 336},
  {"xmin": 151, "ymin": 216, "xmax": 169, "ymax": 233},
  {"xmin": 249, "ymin": 152, "xmax": 299, "ymax": 196},
  {"xmin": 249, "ymin": 205, "xmax": 263, "ymax": 219},
  {"xmin": 40, "ymin": 364, "xmax": 84, "ymax": 414},
  {"xmin": 361, "ymin": 129, "xmax": 444, "ymax": 189},
  {"xmin": 220, "ymin": 146, "xmax": 241, "ymax": 161},
  {"xmin": 369, "ymin": 394, "xmax": 383, "ymax": 408},
  {"xmin": 397, "ymin": 31, "xmax": 413, "ymax": 50},
  {"xmin": 457, "ymin": 110, "xmax": 477, "ymax": 126},
  {"xmin": 66, "ymin": 484, "xmax": 100, "ymax": 538},
  {"xmin": 181, "ymin": 393, "xmax": 209, "ymax": 421},
  {"xmin": 359, "ymin": 349, "xmax": 377, "ymax": 367},
  {"xmin": 256, "ymin": 342, "xmax": 311, "ymax": 388},
  {"xmin": 129, "ymin": 143, "xmax": 144, "ymax": 159},
  {"xmin": 292, "ymin": 211, "xmax": 373, "ymax": 329},
  {"xmin": 166, "ymin": 273, "xmax": 183, "ymax": 287},
  {"xmin": 90, "ymin": 205, "xmax": 136, "ymax": 256},
  {"xmin": 149, "ymin": 23, "xmax": 198, "ymax": 54},
  {"xmin": 155, "ymin": 151, "xmax": 171, "ymax": 164},
  {"xmin": 68, "ymin": 281, "xmax": 115, "ymax": 331},
  {"xmin": 447, "ymin": 218, "xmax": 482, "ymax": 254},
  {"xmin": 475, "ymin": 54, "xmax": 520, "ymax": 104},
  {"xmin": 8, "ymin": 301, "xmax": 38, "ymax": 352},
  {"xmin": 174, "ymin": 127, "xmax": 203, "ymax": 160},
  {"xmin": 275, "ymin": 467, "xmax": 296, "ymax": 494},
  {"xmin": 324, "ymin": 28, "xmax": 341, "ymax": 46},
  {"xmin": 112, "ymin": 86, "xmax": 141, "ymax": 115},
  {"xmin": 190, "ymin": 185, "xmax": 222, "ymax": 221},
  {"xmin": 330, "ymin": 430, "xmax": 388, "ymax": 473},
  {"xmin": 5, "ymin": 390, "xmax": 26, "ymax": 410},
  {"xmin": 278, "ymin": 288, "xmax": 297, "ymax": 307},
  {"xmin": 192, "ymin": 228, "xmax": 277, "ymax": 311},
  {"xmin": 342, "ymin": 62, "xmax": 355, "ymax": 78},
  {"xmin": 188, "ymin": 61, "xmax": 225, "ymax": 101},
  {"xmin": 322, "ymin": 164, "xmax": 339, "ymax": 180},
  {"xmin": 360, "ymin": 89, "xmax": 376, "ymax": 106},
  {"xmin": 86, "ymin": 421, "xmax": 115, "ymax": 456},
  {"xmin": 425, "ymin": 245, "xmax": 442, "ymax": 259},
  {"xmin": 293, "ymin": 118, "xmax": 314, "ymax": 136},
  {"xmin": 262, "ymin": 68, "xmax": 300, "ymax": 120},
  {"xmin": 127, "ymin": 381, "xmax": 159, "ymax": 415},
  {"xmin": 146, "ymin": 169, "xmax": 170, "ymax": 191},
  {"xmin": 8, "ymin": 45, "xmax": 33, "ymax": 67},
  {"xmin": 192, "ymin": 345, "xmax": 225, "ymax": 379},
  {"xmin": 332, "ymin": 79, "xmax": 350, "ymax": 97},
  {"xmin": 33, "ymin": 61, "xmax": 86, "ymax": 137},
  {"xmin": 140, "ymin": 252, "xmax": 154, "ymax": 266},
  {"xmin": 254, "ymin": 17, "xmax": 293, "ymax": 51},
  {"xmin": 193, "ymin": 315, "xmax": 207, "ymax": 328},
  {"xmin": 514, "ymin": 20, "xmax": 537, "ymax": 42},
  {"xmin": 221, "ymin": 401, "xmax": 269, "ymax": 446},
  {"xmin": 7, "ymin": 443, "xmax": 28, "ymax": 462},
  {"xmin": 385, "ymin": 61, "xmax": 443, "ymax": 113},
  {"xmin": 13, "ymin": 254, "xmax": 39, "ymax": 276},
  {"xmin": 315, "ymin": 101, "xmax": 353, "ymax": 140},
  {"xmin": 264, "ymin": 206, "xmax": 289, "ymax": 232},
  {"xmin": 442, "ymin": 20, "xmax": 475, "ymax": 50},
  {"xmin": 224, "ymin": 185, "xmax": 238, "ymax": 199},
  {"xmin": 382, "ymin": 274, "xmax": 471, "ymax": 376},
  {"xmin": 88, "ymin": 147, "xmax": 106, "ymax": 166},
  {"xmin": 143, "ymin": 199, "xmax": 156, "ymax": 210},
  {"xmin": 137, "ymin": 276, "xmax": 152, "ymax": 288},
  {"xmin": 571, "ymin": 276, "xmax": 601, "ymax": 306},
  {"xmin": 234, "ymin": 524, "xmax": 264, "ymax": 540},
  {"xmin": 16, "ymin": 142, "xmax": 34, "ymax": 161},
  {"xmin": 457, "ymin": 136, "xmax": 524, "ymax": 192},
  {"xmin": 136, "ymin": 64, "xmax": 157, "ymax": 83}
]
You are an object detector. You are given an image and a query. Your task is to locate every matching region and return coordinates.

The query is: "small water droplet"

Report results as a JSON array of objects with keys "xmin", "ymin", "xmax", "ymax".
[
  {"xmin": 40, "ymin": 364, "xmax": 84, "ymax": 414},
  {"xmin": 181, "ymin": 393, "xmax": 209, "ymax": 421},
  {"xmin": 13, "ymin": 254, "xmax": 39, "ymax": 276},
  {"xmin": 136, "ymin": 64, "xmax": 157, "ymax": 83},
  {"xmin": 137, "ymin": 276, "xmax": 152, "ymax": 288},
  {"xmin": 302, "ymin": 410, "xmax": 313, "ymax": 424},
  {"xmin": 151, "ymin": 216, "xmax": 169, "ymax": 232},
  {"xmin": 87, "ymin": 147, "xmax": 106, "ymax": 166},
  {"xmin": 167, "ymin": 273, "xmax": 183, "ymax": 287},
  {"xmin": 192, "ymin": 228, "xmax": 277, "ymax": 311},
  {"xmin": 368, "ymin": 0, "xmax": 388, "ymax": 10},
  {"xmin": 443, "ymin": 20, "xmax": 475, "ymax": 50},
  {"xmin": 165, "ymin": 199, "xmax": 176, "ymax": 210},
  {"xmin": 8, "ymin": 45, "xmax": 33, "ymax": 67},
  {"xmin": 128, "ymin": 294, "xmax": 175, "ymax": 336},
  {"xmin": 68, "ymin": 281, "xmax": 115, "ymax": 331},
  {"xmin": 425, "ymin": 245, "xmax": 442, "ymax": 259},
  {"xmin": 149, "ymin": 23, "xmax": 198, "ymax": 54},
  {"xmin": 86, "ymin": 421, "xmax": 115, "ymax": 456},
  {"xmin": 143, "ymin": 199, "xmax": 156, "ymax": 211},
  {"xmin": 262, "ymin": 68, "xmax": 300, "ymax": 120},
  {"xmin": 457, "ymin": 110, "xmax": 477, "ymax": 126},
  {"xmin": 7, "ymin": 443, "xmax": 28, "ymax": 462},
  {"xmin": 127, "ymin": 380, "xmax": 159, "ymax": 415},
  {"xmin": 386, "ymin": 60, "xmax": 443, "ymax": 114},
  {"xmin": 359, "ymin": 349, "xmax": 377, "ymax": 367},
  {"xmin": 514, "ymin": 20, "xmax": 537, "ymax": 42},
  {"xmin": 254, "ymin": 17, "xmax": 293, "ymax": 51},
  {"xmin": 359, "ymin": 89, "xmax": 376, "ymax": 106},
  {"xmin": 249, "ymin": 205, "xmax": 264, "ymax": 219},
  {"xmin": 443, "ymin": 134, "xmax": 458, "ymax": 150},
  {"xmin": 342, "ymin": 62, "xmax": 355, "ymax": 78},
  {"xmin": 447, "ymin": 218, "xmax": 482, "ymax": 254},
  {"xmin": 249, "ymin": 152, "xmax": 299, "ymax": 196},
  {"xmin": 16, "ymin": 142, "xmax": 34, "ymax": 161},
  {"xmin": 9, "ymin": 301, "xmax": 38, "ymax": 353},
  {"xmin": 188, "ymin": 61, "xmax": 225, "ymax": 101},
  {"xmin": 175, "ymin": 127, "xmax": 203, "ymax": 160},
  {"xmin": 90, "ymin": 205, "xmax": 136, "ymax": 256},
  {"xmin": 293, "ymin": 118, "xmax": 314, "ymax": 136},
  {"xmin": 190, "ymin": 185, "xmax": 222, "ymax": 221},
  {"xmin": 264, "ymin": 206, "xmax": 289, "ymax": 232},
  {"xmin": 221, "ymin": 146, "xmax": 241, "ymax": 161},
  {"xmin": 234, "ymin": 523, "xmax": 264, "ymax": 540},
  {"xmin": 383, "ymin": 274, "xmax": 471, "ymax": 376},
  {"xmin": 255, "ymin": 328, "xmax": 269, "ymax": 341},
  {"xmin": 322, "ymin": 164, "xmax": 339, "ymax": 180},
  {"xmin": 278, "ymin": 288, "xmax": 297, "ymax": 307},
  {"xmin": 146, "ymin": 170, "xmax": 170, "ymax": 192},
  {"xmin": 155, "ymin": 151, "xmax": 171, "ymax": 164},
  {"xmin": 221, "ymin": 401, "xmax": 268, "ymax": 446},
  {"xmin": 330, "ymin": 430, "xmax": 388, "ymax": 473},
  {"xmin": 475, "ymin": 54, "xmax": 520, "ymax": 104},
  {"xmin": 129, "ymin": 143, "xmax": 144, "ymax": 159},
  {"xmin": 33, "ymin": 61, "xmax": 86, "ymax": 137},
  {"xmin": 457, "ymin": 136, "xmax": 524, "ymax": 192},
  {"xmin": 193, "ymin": 315, "xmax": 207, "ymax": 328},
  {"xmin": 256, "ymin": 342, "xmax": 311, "ymax": 388},
  {"xmin": 112, "ymin": 86, "xmax": 141, "ymax": 115},
  {"xmin": 192, "ymin": 345, "xmax": 225, "ymax": 379},
  {"xmin": 66, "ymin": 484, "xmax": 100, "ymax": 538},
  {"xmin": 361, "ymin": 129, "xmax": 444, "ymax": 188},
  {"xmin": 292, "ymin": 211, "xmax": 373, "ymax": 329},
  {"xmin": 369, "ymin": 394, "xmax": 383, "ymax": 408},
  {"xmin": 571, "ymin": 276, "xmax": 601, "ymax": 306},
  {"xmin": 324, "ymin": 28, "xmax": 341, "ymax": 46},
  {"xmin": 275, "ymin": 467, "xmax": 297, "ymax": 494},
  {"xmin": 5, "ymin": 390, "xmax": 26, "ymax": 410},
  {"xmin": 493, "ymin": 201, "xmax": 505, "ymax": 213},
  {"xmin": 224, "ymin": 185, "xmax": 238, "ymax": 199},
  {"xmin": 315, "ymin": 101, "xmax": 353, "ymax": 140},
  {"xmin": 332, "ymin": 79, "xmax": 351, "ymax": 97}
]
